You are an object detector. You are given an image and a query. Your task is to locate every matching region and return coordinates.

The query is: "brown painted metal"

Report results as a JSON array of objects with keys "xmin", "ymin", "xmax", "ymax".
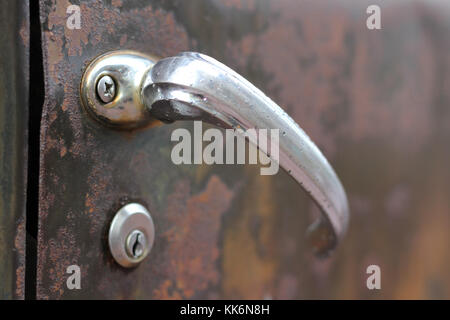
[
  {"xmin": 0, "ymin": 0, "xmax": 29, "ymax": 300},
  {"xmin": 37, "ymin": 0, "xmax": 450, "ymax": 299}
]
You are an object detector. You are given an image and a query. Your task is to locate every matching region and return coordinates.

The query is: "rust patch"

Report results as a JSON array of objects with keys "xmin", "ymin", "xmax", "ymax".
[
  {"xmin": 14, "ymin": 217, "xmax": 26, "ymax": 299},
  {"xmin": 19, "ymin": 19, "xmax": 29, "ymax": 47},
  {"xmin": 222, "ymin": 169, "xmax": 278, "ymax": 299},
  {"xmin": 83, "ymin": 154, "xmax": 117, "ymax": 236},
  {"xmin": 226, "ymin": 1, "xmax": 436, "ymax": 156},
  {"xmin": 153, "ymin": 175, "xmax": 234, "ymax": 299},
  {"xmin": 38, "ymin": 227, "xmax": 82, "ymax": 299},
  {"xmin": 112, "ymin": 0, "xmax": 123, "ymax": 8},
  {"xmin": 393, "ymin": 177, "xmax": 450, "ymax": 299},
  {"xmin": 119, "ymin": 34, "xmax": 127, "ymax": 46},
  {"xmin": 222, "ymin": 0, "xmax": 256, "ymax": 10}
]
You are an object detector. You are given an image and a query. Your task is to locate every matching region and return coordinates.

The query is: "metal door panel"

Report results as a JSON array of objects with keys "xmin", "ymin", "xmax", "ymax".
[{"xmin": 37, "ymin": 0, "xmax": 450, "ymax": 299}]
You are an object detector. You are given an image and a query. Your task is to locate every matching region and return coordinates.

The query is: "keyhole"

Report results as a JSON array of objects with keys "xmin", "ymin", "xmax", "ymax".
[
  {"xmin": 126, "ymin": 230, "xmax": 147, "ymax": 260},
  {"xmin": 132, "ymin": 233, "xmax": 143, "ymax": 258}
]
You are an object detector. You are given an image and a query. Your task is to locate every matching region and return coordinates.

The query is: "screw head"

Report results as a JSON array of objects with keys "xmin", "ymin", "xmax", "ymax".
[
  {"xmin": 126, "ymin": 229, "xmax": 147, "ymax": 259},
  {"xmin": 96, "ymin": 75, "xmax": 116, "ymax": 103}
]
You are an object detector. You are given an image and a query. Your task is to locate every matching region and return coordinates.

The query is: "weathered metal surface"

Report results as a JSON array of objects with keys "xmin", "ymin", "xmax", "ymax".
[
  {"xmin": 0, "ymin": 0, "xmax": 29, "ymax": 300},
  {"xmin": 38, "ymin": 0, "xmax": 450, "ymax": 299}
]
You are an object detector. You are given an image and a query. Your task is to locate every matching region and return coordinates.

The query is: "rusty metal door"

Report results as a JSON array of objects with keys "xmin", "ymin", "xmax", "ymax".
[{"xmin": 2, "ymin": 0, "xmax": 450, "ymax": 299}]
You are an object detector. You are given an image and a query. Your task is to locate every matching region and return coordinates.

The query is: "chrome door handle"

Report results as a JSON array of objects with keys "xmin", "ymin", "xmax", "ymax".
[{"xmin": 80, "ymin": 51, "xmax": 349, "ymax": 255}]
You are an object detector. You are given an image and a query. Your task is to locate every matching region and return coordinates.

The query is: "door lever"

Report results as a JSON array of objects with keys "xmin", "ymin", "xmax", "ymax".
[{"xmin": 80, "ymin": 50, "xmax": 349, "ymax": 256}]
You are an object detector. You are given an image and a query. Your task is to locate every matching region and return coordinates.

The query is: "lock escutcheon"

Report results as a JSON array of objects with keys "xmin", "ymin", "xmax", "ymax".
[{"xmin": 108, "ymin": 203, "xmax": 155, "ymax": 268}]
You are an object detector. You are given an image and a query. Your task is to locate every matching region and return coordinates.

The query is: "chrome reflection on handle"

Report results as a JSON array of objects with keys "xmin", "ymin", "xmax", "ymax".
[{"xmin": 80, "ymin": 50, "xmax": 349, "ymax": 255}]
